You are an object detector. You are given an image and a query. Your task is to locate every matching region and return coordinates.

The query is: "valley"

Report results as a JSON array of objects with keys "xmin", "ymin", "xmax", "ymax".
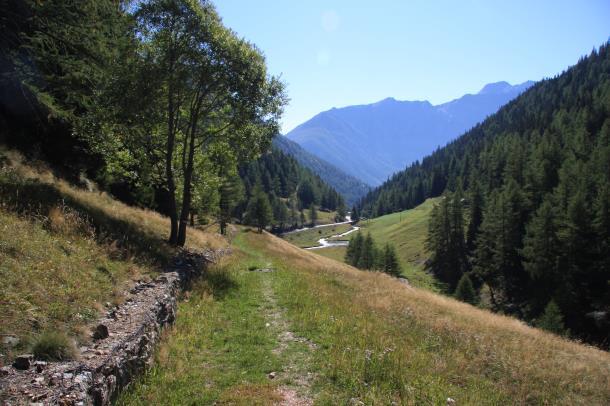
[{"xmin": 1, "ymin": 1, "xmax": 609, "ymax": 404}]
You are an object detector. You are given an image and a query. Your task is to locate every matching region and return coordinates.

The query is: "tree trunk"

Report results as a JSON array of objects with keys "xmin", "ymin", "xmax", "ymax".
[
  {"xmin": 166, "ymin": 92, "xmax": 179, "ymax": 245},
  {"xmin": 176, "ymin": 124, "xmax": 197, "ymax": 247}
]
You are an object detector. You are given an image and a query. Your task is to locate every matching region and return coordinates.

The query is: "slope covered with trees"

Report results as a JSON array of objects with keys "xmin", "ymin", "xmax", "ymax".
[
  {"xmin": 359, "ymin": 44, "xmax": 610, "ymax": 346},
  {"xmin": 0, "ymin": 0, "xmax": 286, "ymax": 245},
  {"xmin": 273, "ymin": 135, "xmax": 370, "ymax": 205},
  {"xmin": 235, "ymin": 147, "xmax": 346, "ymax": 232}
]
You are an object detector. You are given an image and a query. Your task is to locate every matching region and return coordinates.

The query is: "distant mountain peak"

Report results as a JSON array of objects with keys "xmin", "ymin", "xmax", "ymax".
[
  {"xmin": 286, "ymin": 80, "xmax": 534, "ymax": 185},
  {"xmin": 478, "ymin": 81, "xmax": 514, "ymax": 94},
  {"xmin": 478, "ymin": 80, "xmax": 534, "ymax": 95}
]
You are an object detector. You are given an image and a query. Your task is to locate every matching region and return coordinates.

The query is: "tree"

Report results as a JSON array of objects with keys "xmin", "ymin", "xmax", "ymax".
[
  {"xmin": 309, "ymin": 204, "xmax": 318, "ymax": 227},
  {"xmin": 345, "ymin": 232, "xmax": 363, "ymax": 267},
  {"xmin": 466, "ymin": 179, "xmax": 483, "ymax": 255},
  {"xmin": 245, "ymin": 187, "xmax": 273, "ymax": 233},
  {"xmin": 381, "ymin": 243, "xmax": 401, "ymax": 277},
  {"xmin": 112, "ymin": 0, "xmax": 285, "ymax": 246},
  {"xmin": 351, "ymin": 206, "xmax": 360, "ymax": 222},
  {"xmin": 218, "ymin": 172, "xmax": 243, "ymax": 235},
  {"xmin": 358, "ymin": 233, "xmax": 375, "ymax": 269},
  {"xmin": 536, "ymin": 300, "xmax": 565, "ymax": 335},
  {"xmin": 522, "ymin": 197, "xmax": 560, "ymax": 312},
  {"xmin": 455, "ymin": 274, "xmax": 478, "ymax": 305}
]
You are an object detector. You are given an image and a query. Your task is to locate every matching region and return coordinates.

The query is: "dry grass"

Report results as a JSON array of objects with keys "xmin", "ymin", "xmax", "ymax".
[
  {"xmin": 0, "ymin": 149, "xmax": 226, "ymax": 362},
  {"xmin": 245, "ymin": 231, "xmax": 610, "ymax": 404}
]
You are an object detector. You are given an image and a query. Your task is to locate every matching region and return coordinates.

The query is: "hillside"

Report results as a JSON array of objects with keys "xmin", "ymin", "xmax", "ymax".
[
  {"xmin": 273, "ymin": 135, "xmax": 370, "ymax": 205},
  {"xmin": 304, "ymin": 198, "xmax": 439, "ymax": 289},
  {"xmin": 236, "ymin": 147, "xmax": 346, "ymax": 232},
  {"xmin": 118, "ymin": 228, "xmax": 610, "ymax": 404},
  {"xmin": 286, "ymin": 81, "xmax": 533, "ymax": 185},
  {"xmin": 359, "ymin": 44, "xmax": 610, "ymax": 345},
  {"xmin": 0, "ymin": 150, "xmax": 226, "ymax": 364}
]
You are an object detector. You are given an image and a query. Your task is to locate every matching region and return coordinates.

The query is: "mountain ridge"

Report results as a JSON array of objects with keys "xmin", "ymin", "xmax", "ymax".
[{"xmin": 286, "ymin": 81, "xmax": 535, "ymax": 185}]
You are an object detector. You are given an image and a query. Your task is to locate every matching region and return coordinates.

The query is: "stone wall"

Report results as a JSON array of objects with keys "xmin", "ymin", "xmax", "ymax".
[{"xmin": 0, "ymin": 250, "xmax": 226, "ymax": 405}]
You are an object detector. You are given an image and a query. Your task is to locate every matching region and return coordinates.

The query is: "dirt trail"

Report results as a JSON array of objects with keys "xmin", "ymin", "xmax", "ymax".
[{"xmin": 257, "ymin": 267, "xmax": 316, "ymax": 406}]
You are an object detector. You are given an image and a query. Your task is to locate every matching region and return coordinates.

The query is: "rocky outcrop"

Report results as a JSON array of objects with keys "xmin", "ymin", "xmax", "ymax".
[{"xmin": 0, "ymin": 249, "xmax": 227, "ymax": 405}]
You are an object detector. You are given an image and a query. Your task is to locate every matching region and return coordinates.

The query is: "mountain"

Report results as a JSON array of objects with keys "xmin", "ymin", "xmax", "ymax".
[
  {"xmin": 273, "ymin": 135, "xmax": 370, "ymax": 205},
  {"xmin": 358, "ymin": 44, "xmax": 610, "ymax": 345},
  {"xmin": 286, "ymin": 81, "xmax": 534, "ymax": 185}
]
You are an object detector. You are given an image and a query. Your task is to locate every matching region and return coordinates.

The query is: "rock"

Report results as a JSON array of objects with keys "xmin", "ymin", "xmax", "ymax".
[
  {"xmin": 12, "ymin": 354, "xmax": 33, "ymax": 370},
  {"xmin": 92, "ymin": 324, "xmax": 109, "ymax": 340},
  {"xmin": 2, "ymin": 335, "xmax": 20, "ymax": 347},
  {"xmin": 447, "ymin": 397, "xmax": 456, "ymax": 405},
  {"xmin": 268, "ymin": 371, "xmax": 276, "ymax": 379},
  {"xmin": 33, "ymin": 361, "xmax": 47, "ymax": 373},
  {"xmin": 0, "ymin": 366, "xmax": 11, "ymax": 377}
]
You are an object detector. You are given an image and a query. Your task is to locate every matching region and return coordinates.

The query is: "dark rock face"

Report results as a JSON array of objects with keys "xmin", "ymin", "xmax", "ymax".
[{"xmin": 0, "ymin": 249, "xmax": 227, "ymax": 405}]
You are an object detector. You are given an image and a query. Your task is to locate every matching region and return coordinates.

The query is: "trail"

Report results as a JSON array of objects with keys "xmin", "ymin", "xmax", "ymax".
[{"xmin": 258, "ymin": 267, "xmax": 316, "ymax": 406}]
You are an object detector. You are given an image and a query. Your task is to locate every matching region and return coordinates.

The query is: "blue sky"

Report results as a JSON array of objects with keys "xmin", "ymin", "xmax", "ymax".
[{"xmin": 215, "ymin": 1, "xmax": 610, "ymax": 133}]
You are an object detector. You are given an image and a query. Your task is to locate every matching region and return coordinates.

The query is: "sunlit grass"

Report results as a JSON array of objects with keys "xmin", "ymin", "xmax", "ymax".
[
  {"xmin": 0, "ymin": 149, "xmax": 227, "ymax": 360},
  {"xmin": 122, "ymin": 229, "xmax": 610, "ymax": 404},
  {"xmin": 283, "ymin": 223, "xmax": 352, "ymax": 248}
]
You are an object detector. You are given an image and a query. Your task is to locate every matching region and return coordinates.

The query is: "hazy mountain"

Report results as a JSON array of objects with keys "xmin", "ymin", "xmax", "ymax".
[
  {"xmin": 286, "ymin": 81, "xmax": 535, "ymax": 185},
  {"xmin": 273, "ymin": 135, "xmax": 370, "ymax": 205}
]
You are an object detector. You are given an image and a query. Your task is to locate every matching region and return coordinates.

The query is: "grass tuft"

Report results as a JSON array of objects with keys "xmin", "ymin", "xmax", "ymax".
[{"xmin": 32, "ymin": 331, "xmax": 76, "ymax": 361}]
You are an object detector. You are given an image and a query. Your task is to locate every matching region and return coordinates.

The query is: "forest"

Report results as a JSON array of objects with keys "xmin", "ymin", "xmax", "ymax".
[
  {"xmin": 0, "ymin": 0, "xmax": 346, "ymax": 241},
  {"xmin": 358, "ymin": 44, "xmax": 610, "ymax": 346}
]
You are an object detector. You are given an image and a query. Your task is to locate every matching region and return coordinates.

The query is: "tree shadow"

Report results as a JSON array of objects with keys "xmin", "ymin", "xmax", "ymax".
[{"xmin": 0, "ymin": 174, "xmax": 174, "ymax": 268}]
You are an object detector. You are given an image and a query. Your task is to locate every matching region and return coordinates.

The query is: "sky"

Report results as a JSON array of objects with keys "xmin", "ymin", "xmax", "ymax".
[{"xmin": 215, "ymin": 1, "xmax": 610, "ymax": 133}]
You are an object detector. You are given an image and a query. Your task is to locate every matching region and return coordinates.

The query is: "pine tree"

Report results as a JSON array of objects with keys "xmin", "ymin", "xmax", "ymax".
[
  {"xmin": 218, "ymin": 173, "xmax": 243, "ymax": 235},
  {"xmin": 536, "ymin": 300, "xmax": 565, "ymax": 335},
  {"xmin": 351, "ymin": 206, "xmax": 360, "ymax": 222},
  {"xmin": 466, "ymin": 179, "xmax": 483, "ymax": 255},
  {"xmin": 455, "ymin": 273, "xmax": 478, "ymax": 305},
  {"xmin": 245, "ymin": 186, "xmax": 273, "ymax": 233},
  {"xmin": 522, "ymin": 197, "xmax": 559, "ymax": 312},
  {"xmin": 358, "ymin": 233, "xmax": 376, "ymax": 270},
  {"xmin": 345, "ymin": 232, "xmax": 364, "ymax": 267},
  {"xmin": 382, "ymin": 243, "xmax": 401, "ymax": 277},
  {"xmin": 309, "ymin": 204, "xmax": 318, "ymax": 226}
]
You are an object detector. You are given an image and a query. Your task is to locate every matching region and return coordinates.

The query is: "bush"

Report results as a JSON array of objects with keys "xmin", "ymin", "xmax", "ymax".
[{"xmin": 32, "ymin": 331, "xmax": 76, "ymax": 361}]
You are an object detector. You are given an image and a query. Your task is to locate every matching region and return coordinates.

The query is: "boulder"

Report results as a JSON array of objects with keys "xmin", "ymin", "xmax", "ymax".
[{"xmin": 13, "ymin": 354, "xmax": 33, "ymax": 370}]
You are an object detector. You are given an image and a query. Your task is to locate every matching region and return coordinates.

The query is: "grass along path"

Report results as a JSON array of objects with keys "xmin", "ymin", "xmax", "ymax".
[
  {"xmin": 118, "ymin": 235, "xmax": 316, "ymax": 405},
  {"xmin": 121, "ymin": 229, "xmax": 610, "ymax": 404}
]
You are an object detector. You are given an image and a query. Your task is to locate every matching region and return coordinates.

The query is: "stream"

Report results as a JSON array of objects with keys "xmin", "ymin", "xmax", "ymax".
[{"xmin": 304, "ymin": 224, "xmax": 360, "ymax": 250}]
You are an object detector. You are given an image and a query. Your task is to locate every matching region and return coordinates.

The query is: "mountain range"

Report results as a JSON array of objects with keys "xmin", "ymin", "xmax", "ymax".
[{"xmin": 285, "ymin": 81, "xmax": 534, "ymax": 185}]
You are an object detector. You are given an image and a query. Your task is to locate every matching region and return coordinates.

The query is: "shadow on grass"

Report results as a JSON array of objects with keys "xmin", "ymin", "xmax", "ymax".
[
  {"xmin": 0, "ymin": 173, "xmax": 173, "ymax": 267},
  {"xmin": 196, "ymin": 267, "xmax": 238, "ymax": 300}
]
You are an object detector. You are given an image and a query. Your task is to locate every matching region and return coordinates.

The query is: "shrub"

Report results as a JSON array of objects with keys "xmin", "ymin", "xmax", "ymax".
[{"xmin": 32, "ymin": 331, "xmax": 76, "ymax": 361}]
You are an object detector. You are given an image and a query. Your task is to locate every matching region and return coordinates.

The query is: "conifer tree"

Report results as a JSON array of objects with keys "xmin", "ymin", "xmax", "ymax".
[
  {"xmin": 358, "ymin": 233, "xmax": 375, "ymax": 269},
  {"xmin": 245, "ymin": 186, "xmax": 273, "ymax": 233},
  {"xmin": 536, "ymin": 300, "xmax": 565, "ymax": 335},
  {"xmin": 345, "ymin": 232, "xmax": 364, "ymax": 266},
  {"xmin": 309, "ymin": 204, "xmax": 318, "ymax": 226},
  {"xmin": 522, "ymin": 197, "xmax": 560, "ymax": 312},
  {"xmin": 455, "ymin": 273, "xmax": 478, "ymax": 305},
  {"xmin": 382, "ymin": 243, "xmax": 401, "ymax": 277}
]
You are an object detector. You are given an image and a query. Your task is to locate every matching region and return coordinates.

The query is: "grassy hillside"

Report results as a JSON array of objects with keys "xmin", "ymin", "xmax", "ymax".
[
  {"xmin": 313, "ymin": 198, "xmax": 439, "ymax": 289},
  {"xmin": 0, "ymin": 150, "xmax": 226, "ymax": 362},
  {"xmin": 283, "ymin": 223, "xmax": 352, "ymax": 248},
  {"xmin": 120, "ymin": 229, "xmax": 610, "ymax": 405}
]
